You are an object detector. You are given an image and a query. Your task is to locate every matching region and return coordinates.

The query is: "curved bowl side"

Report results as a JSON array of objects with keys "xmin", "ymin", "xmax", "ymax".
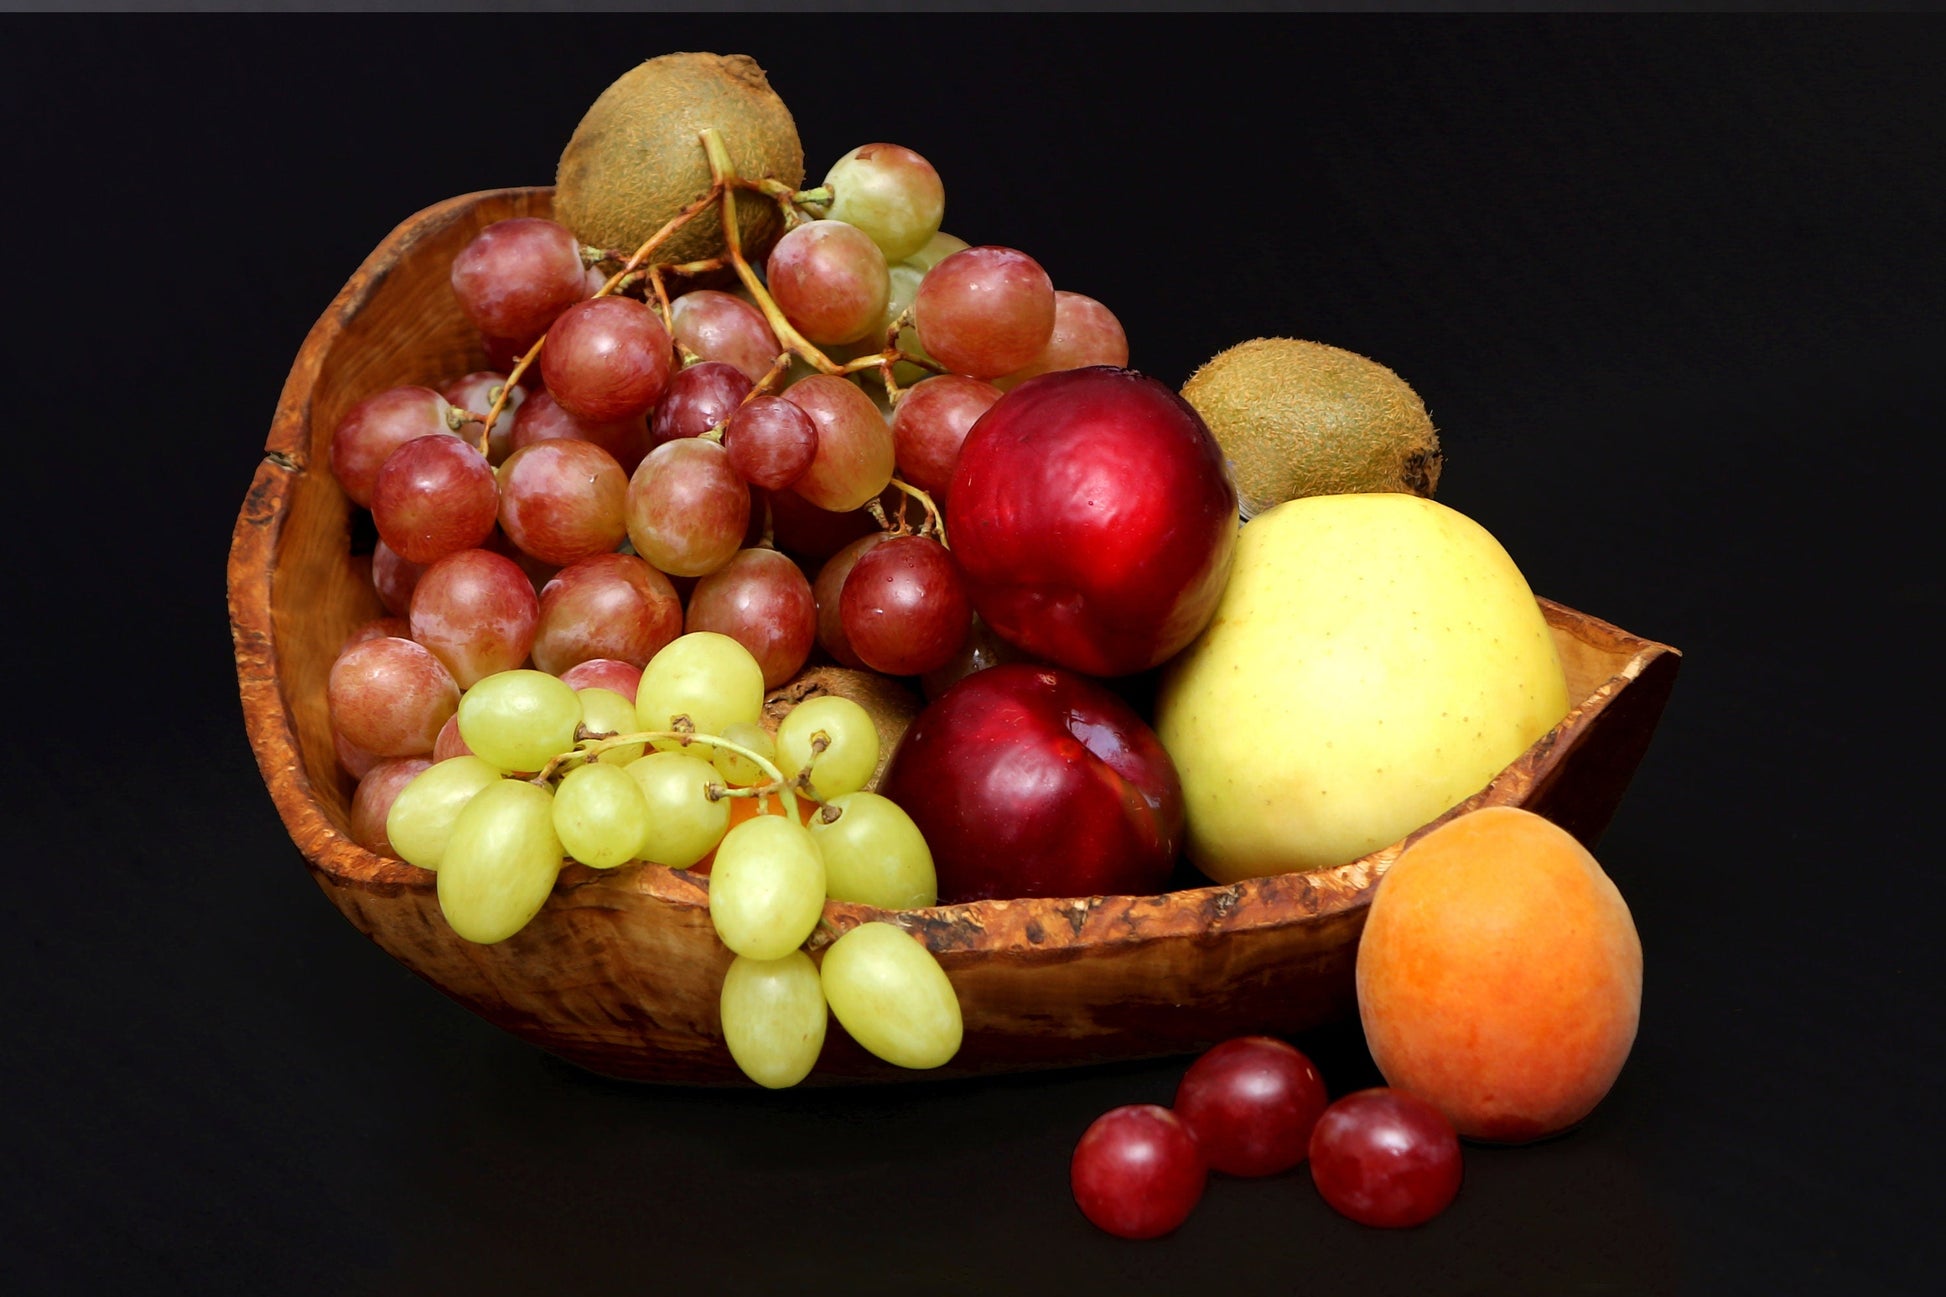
[{"xmin": 230, "ymin": 187, "xmax": 1681, "ymax": 1086}]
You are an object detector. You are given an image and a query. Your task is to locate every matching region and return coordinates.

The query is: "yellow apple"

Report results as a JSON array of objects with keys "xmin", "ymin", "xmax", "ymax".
[{"xmin": 1154, "ymin": 493, "xmax": 1570, "ymax": 881}]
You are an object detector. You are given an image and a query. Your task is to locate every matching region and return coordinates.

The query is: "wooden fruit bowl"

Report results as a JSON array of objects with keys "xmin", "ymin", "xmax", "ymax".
[{"xmin": 228, "ymin": 187, "xmax": 1682, "ymax": 1085}]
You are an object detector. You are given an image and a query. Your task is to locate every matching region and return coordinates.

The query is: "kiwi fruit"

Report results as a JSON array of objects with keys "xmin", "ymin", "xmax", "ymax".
[
  {"xmin": 1181, "ymin": 337, "xmax": 1443, "ymax": 519},
  {"xmin": 554, "ymin": 52, "xmax": 804, "ymax": 268}
]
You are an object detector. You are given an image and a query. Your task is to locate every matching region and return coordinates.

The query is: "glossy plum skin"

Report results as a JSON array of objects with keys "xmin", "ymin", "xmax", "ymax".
[
  {"xmin": 1308, "ymin": 1088, "xmax": 1463, "ymax": 1228},
  {"xmin": 947, "ymin": 367, "xmax": 1238, "ymax": 677},
  {"xmin": 1173, "ymin": 1037, "xmax": 1329, "ymax": 1177},
  {"xmin": 876, "ymin": 663, "xmax": 1184, "ymax": 903}
]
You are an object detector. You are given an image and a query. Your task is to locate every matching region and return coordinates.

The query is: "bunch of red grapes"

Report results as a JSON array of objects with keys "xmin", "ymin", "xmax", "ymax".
[{"xmin": 324, "ymin": 139, "xmax": 1130, "ymax": 836}]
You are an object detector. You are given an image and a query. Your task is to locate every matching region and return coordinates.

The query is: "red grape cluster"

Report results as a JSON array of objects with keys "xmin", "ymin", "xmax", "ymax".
[
  {"xmin": 1069, "ymin": 1036, "xmax": 1462, "ymax": 1239},
  {"xmin": 321, "ymin": 138, "xmax": 1127, "ymax": 864}
]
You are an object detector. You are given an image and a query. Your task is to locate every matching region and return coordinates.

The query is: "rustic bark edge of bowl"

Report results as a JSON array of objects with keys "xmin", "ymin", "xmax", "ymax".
[{"xmin": 228, "ymin": 187, "xmax": 1683, "ymax": 1085}]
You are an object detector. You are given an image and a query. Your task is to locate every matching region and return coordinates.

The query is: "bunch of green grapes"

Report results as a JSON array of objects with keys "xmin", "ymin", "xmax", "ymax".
[{"xmin": 379, "ymin": 631, "xmax": 961, "ymax": 1086}]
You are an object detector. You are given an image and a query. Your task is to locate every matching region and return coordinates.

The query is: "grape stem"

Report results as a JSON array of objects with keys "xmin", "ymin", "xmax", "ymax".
[
  {"xmin": 884, "ymin": 478, "xmax": 948, "ymax": 544},
  {"xmin": 541, "ymin": 726, "xmax": 801, "ymax": 824}
]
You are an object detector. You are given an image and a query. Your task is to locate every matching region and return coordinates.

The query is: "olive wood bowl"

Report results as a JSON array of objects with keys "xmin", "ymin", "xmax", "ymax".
[{"xmin": 229, "ymin": 187, "xmax": 1682, "ymax": 1085}]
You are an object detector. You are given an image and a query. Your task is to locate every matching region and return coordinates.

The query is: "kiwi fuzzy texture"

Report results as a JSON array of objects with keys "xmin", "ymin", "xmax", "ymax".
[
  {"xmin": 555, "ymin": 52, "xmax": 805, "ymax": 268},
  {"xmin": 1182, "ymin": 337, "xmax": 1443, "ymax": 519}
]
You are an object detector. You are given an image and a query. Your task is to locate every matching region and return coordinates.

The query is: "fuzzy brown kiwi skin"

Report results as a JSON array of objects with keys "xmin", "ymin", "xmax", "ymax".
[
  {"xmin": 1182, "ymin": 336, "xmax": 1443, "ymax": 518},
  {"xmin": 554, "ymin": 52, "xmax": 805, "ymax": 268}
]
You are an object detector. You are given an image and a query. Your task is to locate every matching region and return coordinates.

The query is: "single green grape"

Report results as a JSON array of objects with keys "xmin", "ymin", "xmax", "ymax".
[
  {"xmin": 576, "ymin": 686, "xmax": 645, "ymax": 765},
  {"xmin": 624, "ymin": 749, "xmax": 731, "ymax": 867},
  {"xmin": 711, "ymin": 719, "xmax": 777, "ymax": 788},
  {"xmin": 821, "ymin": 144, "xmax": 945, "ymax": 263},
  {"xmin": 809, "ymin": 791, "xmax": 937, "ymax": 909},
  {"xmin": 636, "ymin": 631, "xmax": 765, "ymax": 743},
  {"xmin": 385, "ymin": 755, "xmax": 504, "ymax": 872},
  {"xmin": 435, "ymin": 779, "xmax": 564, "ymax": 944},
  {"xmin": 553, "ymin": 761, "xmax": 650, "ymax": 869},
  {"xmin": 457, "ymin": 669, "xmax": 583, "ymax": 773},
  {"xmin": 820, "ymin": 921, "xmax": 963, "ymax": 1070},
  {"xmin": 775, "ymin": 695, "xmax": 878, "ymax": 800},
  {"xmin": 708, "ymin": 813, "xmax": 827, "ymax": 961},
  {"xmin": 903, "ymin": 230, "xmax": 969, "ymax": 272},
  {"xmin": 719, "ymin": 950, "xmax": 828, "ymax": 1089}
]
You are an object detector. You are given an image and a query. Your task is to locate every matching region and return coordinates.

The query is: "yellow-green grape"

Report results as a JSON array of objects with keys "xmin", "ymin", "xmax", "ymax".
[
  {"xmin": 819, "ymin": 921, "xmax": 963, "ymax": 1070},
  {"xmin": 775, "ymin": 695, "xmax": 878, "ymax": 799},
  {"xmin": 719, "ymin": 950, "xmax": 828, "ymax": 1089},
  {"xmin": 708, "ymin": 813, "xmax": 827, "ymax": 960},
  {"xmin": 435, "ymin": 779, "xmax": 564, "ymax": 944},
  {"xmin": 808, "ymin": 791, "xmax": 937, "ymax": 909},
  {"xmin": 552, "ymin": 761, "xmax": 650, "ymax": 869},
  {"xmin": 457, "ymin": 669, "xmax": 583, "ymax": 773},
  {"xmin": 710, "ymin": 720, "xmax": 776, "ymax": 788},
  {"xmin": 384, "ymin": 756, "xmax": 504, "ymax": 872},
  {"xmin": 635, "ymin": 632, "xmax": 765, "ymax": 744},
  {"xmin": 576, "ymin": 687, "xmax": 645, "ymax": 765},
  {"xmin": 820, "ymin": 144, "xmax": 944, "ymax": 263},
  {"xmin": 624, "ymin": 749, "xmax": 731, "ymax": 867},
  {"xmin": 904, "ymin": 230, "xmax": 968, "ymax": 272}
]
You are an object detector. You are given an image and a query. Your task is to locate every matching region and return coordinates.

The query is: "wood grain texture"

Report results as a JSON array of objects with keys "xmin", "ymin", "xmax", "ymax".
[{"xmin": 228, "ymin": 187, "xmax": 1682, "ymax": 1086}]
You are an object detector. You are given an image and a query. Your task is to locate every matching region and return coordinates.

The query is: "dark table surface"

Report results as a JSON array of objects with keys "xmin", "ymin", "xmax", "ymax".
[{"xmin": 7, "ymin": 13, "xmax": 1941, "ymax": 1296}]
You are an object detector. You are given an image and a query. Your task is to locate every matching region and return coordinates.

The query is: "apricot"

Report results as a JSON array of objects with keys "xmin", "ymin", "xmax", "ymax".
[{"xmin": 1354, "ymin": 806, "xmax": 1642, "ymax": 1143}]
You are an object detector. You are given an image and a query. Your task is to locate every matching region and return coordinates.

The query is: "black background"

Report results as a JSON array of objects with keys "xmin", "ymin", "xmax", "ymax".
[{"xmin": 6, "ymin": 12, "xmax": 1942, "ymax": 1296}]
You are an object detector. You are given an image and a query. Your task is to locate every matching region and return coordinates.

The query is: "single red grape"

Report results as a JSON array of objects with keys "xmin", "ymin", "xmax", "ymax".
[
  {"xmin": 350, "ymin": 757, "xmax": 432, "ymax": 856},
  {"xmin": 1173, "ymin": 1036, "xmax": 1329, "ymax": 1177},
  {"xmin": 371, "ymin": 539, "xmax": 426, "ymax": 618},
  {"xmin": 624, "ymin": 437, "xmax": 750, "ymax": 578},
  {"xmin": 326, "ymin": 636, "xmax": 460, "ymax": 758},
  {"xmin": 1070, "ymin": 1105, "xmax": 1206, "ymax": 1240},
  {"xmin": 450, "ymin": 217, "xmax": 588, "ymax": 342},
  {"xmin": 495, "ymin": 437, "xmax": 629, "ymax": 566},
  {"xmin": 540, "ymin": 295, "xmax": 674, "ymax": 423},
  {"xmin": 432, "ymin": 713, "xmax": 473, "ymax": 763},
  {"xmin": 530, "ymin": 552, "xmax": 683, "ymax": 676},
  {"xmin": 668, "ymin": 288, "xmax": 782, "ymax": 383},
  {"xmin": 782, "ymin": 374, "xmax": 895, "ymax": 512},
  {"xmin": 558, "ymin": 657, "xmax": 645, "ymax": 699},
  {"xmin": 408, "ymin": 548, "xmax": 541, "ymax": 689},
  {"xmin": 766, "ymin": 218, "xmax": 891, "ymax": 346},
  {"xmin": 997, "ymin": 291, "xmax": 1129, "ymax": 389},
  {"xmin": 651, "ymin": 360, "xmax": 753, "ymax": 445},
  {"xmin": 889, "ymin": 374, "xmax": 1002, "ymax": 502},
  {"xmin": 722, "ymin": 394, "xmax": 818, "ymax": 490},
  {"xmin": 1308, "ymin": 1088, "xmax": 1463, "ymax": 1228},
  {"xmin": 839, "ymin": 534, "xmax": 971, "ymax": 676},
  {"xmin": 370, "ymin": 433, "xmax": 499, "ymax": 565},
  {"xmin": 911, "ymin": 245, "xmax": 1055, "ymax": 379}
]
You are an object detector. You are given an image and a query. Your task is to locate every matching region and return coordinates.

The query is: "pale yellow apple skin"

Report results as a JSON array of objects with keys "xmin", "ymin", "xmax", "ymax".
[{"xmin": 1154, "ymin": 493, "xmax": 1570, "ymax": 881}]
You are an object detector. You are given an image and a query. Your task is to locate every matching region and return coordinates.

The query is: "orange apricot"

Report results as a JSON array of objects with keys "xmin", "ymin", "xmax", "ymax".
[{"xmin": 1354, "ymin": 806, "xmax": 1642, "ymax": 1143}]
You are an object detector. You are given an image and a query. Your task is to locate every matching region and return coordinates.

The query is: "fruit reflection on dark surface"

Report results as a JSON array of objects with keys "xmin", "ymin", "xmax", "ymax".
[
  {"xmin": 877, "ymin": 663, "xmax": 1184, "ymax": 903},
  {"xmin": 947, "ymin": 366, "xmax": 1239, "ymax": 678}
]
